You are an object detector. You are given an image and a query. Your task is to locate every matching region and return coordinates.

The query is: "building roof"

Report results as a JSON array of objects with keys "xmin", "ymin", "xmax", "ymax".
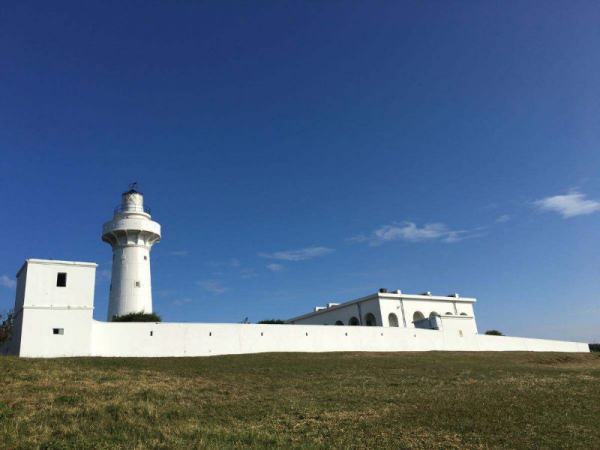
[{"xmin": 17, "ymin": 259, "xmax": 97, "ymax": 277}]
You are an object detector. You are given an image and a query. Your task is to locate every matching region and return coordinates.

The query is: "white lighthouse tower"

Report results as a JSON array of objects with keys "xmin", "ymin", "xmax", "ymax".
[{"xmin": 102, "ymin": 185, "xmax": 161, "ymax": 320}]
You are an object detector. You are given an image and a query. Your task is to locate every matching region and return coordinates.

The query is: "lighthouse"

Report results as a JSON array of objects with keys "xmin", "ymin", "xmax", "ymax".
[{"xmin": 102, "ymin": 185, "xmax": 161, "ymax": 320}]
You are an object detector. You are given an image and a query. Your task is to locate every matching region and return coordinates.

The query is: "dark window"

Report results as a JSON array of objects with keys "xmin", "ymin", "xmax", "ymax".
[
  {"xmin": 56, "ymin": 273, "xmax": 67, "ymax": 287},
  {"xmin": 150, "ymin": 331, "xmax": 153, "ymax": 336},
  {"xmin": 364, "ymin": 313, "xmax": 377, "ymax": 326},
  {"xmin": 144, "ymin": 256, "xmax": 148, "ymax": 260},
  {"xmin": 53, "ymin": 328, "xmax": 64, "ymax": 335},
  {"xmin": 135, "ymin": 281, "xmax": 141, "ymax": 288}
]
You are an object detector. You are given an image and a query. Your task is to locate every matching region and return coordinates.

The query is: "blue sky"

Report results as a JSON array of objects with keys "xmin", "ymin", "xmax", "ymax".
[{"xmin": 1, "ymin": 1, "xmax": 599, "ymax": 342}]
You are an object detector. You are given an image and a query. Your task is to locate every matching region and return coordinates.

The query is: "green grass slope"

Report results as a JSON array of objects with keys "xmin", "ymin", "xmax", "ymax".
[{"xmin": 1, "ymin": 352, "xmax": 599, "ymax": 449}]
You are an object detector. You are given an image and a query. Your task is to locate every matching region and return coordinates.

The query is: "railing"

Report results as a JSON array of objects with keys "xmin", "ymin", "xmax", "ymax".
[{"xmin": 114, "ymin": 204, "xmax": 152, "ymax": 215}]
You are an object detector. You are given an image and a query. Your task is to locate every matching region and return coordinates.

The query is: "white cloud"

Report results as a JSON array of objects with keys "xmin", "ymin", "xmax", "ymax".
[
  {"xmin": 170, "ymin": 250, "xmax": 189, "ymax": 256},
  {"xmin": 347, "ymin": 234, "xmax": 369, "ymax": 244},
  {"xmin": 496, "ymin": 214, "xmax": 511, "ymax": 223},
  {"xmin": 240, "ymin": 268, "xmax": 258, "ymax": 279},
  {"xmin": 196, "ymin": 280, "xmax": 228, "ymax": 294},
  {"xmin": 259, "ymin": 246, "xmax": 334, "ymax": 261},
  {"xmin": 352, "ymin": 222, "xmax": 479, "ymax": 245},
  {"xmin": 171, "ymin": 297, "xmax": 193, "ymax": 306},
  {"xmin": 155, "ymin": 289, "xmax": 177, "ymax": 298},
  {"xmin": 207, "ymin": 259, "xmax": 257, "ymax": 279},
  {"xmin": 208, "ymin": 258, "xmax": 241, "ymax": 268},
  {"xmin": 266, "ymin": 263, "xmax": 284, "ymax": 272},
  {"xmin": 0, "ymin": 275, "xmax": 16, "ymax": 289},
  {"xmin": 534, "ymin": 190, "xmax": 600, "ymax": 218}
]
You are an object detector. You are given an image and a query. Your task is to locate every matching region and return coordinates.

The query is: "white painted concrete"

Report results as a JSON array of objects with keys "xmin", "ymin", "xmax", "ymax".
[
  {"xmin": 10, "ymin": 319, "xmax": 589, "ymax": 358},
  {"xmin": 2, "ymin": 190, "xmax": 589, "ymax": 358},
  {"xmin": 288, "ymin": 292, "xmax": 479, "ymax": 335},
  {"xmin": 102, "ymin": 189, "xmax": 160, "ymax": 319},
  {"xmin": 8, "ymin": 259, "xmax": 97, "ymax": 357},
  {"xmin": 4, "ymin": 260, "xmax": 588, "ymax": 357}
]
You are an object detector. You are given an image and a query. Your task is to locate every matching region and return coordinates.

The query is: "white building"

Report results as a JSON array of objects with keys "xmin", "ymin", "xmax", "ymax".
[
  {"xmin": 2, "ymin": 189, "xmax": 589, "ymax": 358},
  {"xmin": 287, "ymin": 290, "xmax": 478, "ymax": 337}
]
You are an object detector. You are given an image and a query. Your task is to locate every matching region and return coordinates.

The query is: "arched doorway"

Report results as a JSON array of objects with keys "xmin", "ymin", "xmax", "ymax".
[
  {"xmin": 429, "ymin": 311, "xmax": 441, "ymax": 330},
  {"xmin": 388, "ymin": 313, "xmax": 399, "ymax": 327},
  {"xmin": 335, "ymin": 320, "xmax": 343, "ymax": 326},
  {"xmin": 413, "ymin": 311, "xmax": 430, "ymax": 329},
  {"xmin": 364, "ymin": 313, "xmax": 377, "ymax": 326},
  {"xmin": 348, "ymin": 317, "xmax": 359, "ymax": 326}
]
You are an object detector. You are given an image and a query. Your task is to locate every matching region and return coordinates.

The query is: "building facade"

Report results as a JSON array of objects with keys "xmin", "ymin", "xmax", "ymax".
[{"xmin": 287, "ymin": 290, "xmax": 478, "ymax": 338}]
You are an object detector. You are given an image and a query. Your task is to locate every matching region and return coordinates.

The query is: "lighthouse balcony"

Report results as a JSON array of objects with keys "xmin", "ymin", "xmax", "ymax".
[
  {"xmin": 114, "ymin": 204, "xmax": 152, "ymax": 215},
  {"xmin": 102, "ymin": 218, "xmax": 161, "ymax": 243}
]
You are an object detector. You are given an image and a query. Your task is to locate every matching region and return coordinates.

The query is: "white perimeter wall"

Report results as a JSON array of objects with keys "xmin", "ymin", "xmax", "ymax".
[
  {"xmin": 11, "ymin": 318, "xmax": 589, "ymax": 357},
  {"xmin": 7, "ymin": 261, "xmax": 589, "ymax": 358},
  {"xmin": 86, "ymin": 321, "xmax": 588, "ymax": 358}
]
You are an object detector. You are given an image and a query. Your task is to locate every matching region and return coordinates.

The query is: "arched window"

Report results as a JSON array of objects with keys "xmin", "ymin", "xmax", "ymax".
[
  {"xmin": 413, "ymin": 311, "xmax": 425, "ymax": 322},
  {"xmin": 460, "ymin": 312, "xmax": 468, "ymax": 316},
  {"xmin": 445, "ymin": 312, "xmax": 453, "ymax": 315},
  {"xmin": 388, "ymin": 313, "xmax": 399, "ymax": 327},
  {"xmin": 364, "ymin": 313, "xmax": 377, "ymax": 326},
  {"xmin": 335, "ymin": 320, "xmax": 344, "ymax": 325},
  {"xmin": 429, "ymin": 311, "xmax": 440, "ymax": 319},
  {"xmin": 349, "ymin": 317, "xmax": 359, "ymax": 326}
]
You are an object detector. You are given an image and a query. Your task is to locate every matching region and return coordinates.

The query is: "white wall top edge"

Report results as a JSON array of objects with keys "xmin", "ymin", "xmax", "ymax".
[
  {"xmin": 23, "ymin": 305, "xmax": 94, "ymax": 311},
  {"xmin": 26, "ymin": 259, "xmax": 98, "ymax": 268},
  {"xmin": 382, "ymin": 294, "xmax": 477, "ymax": 302}
]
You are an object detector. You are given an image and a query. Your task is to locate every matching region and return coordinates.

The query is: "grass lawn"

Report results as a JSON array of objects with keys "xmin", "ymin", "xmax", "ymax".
[{"xmin": 0, "ymin": 352, "xmax": 599, "ymax": 449}]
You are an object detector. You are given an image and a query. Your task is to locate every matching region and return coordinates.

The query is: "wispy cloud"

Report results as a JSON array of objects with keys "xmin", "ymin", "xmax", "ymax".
[
  {"xmin": 534, "ymin": 190, "xmax": 600, "ymax": 218},
  {"xmin": 259, "ymin": 246, "xmax": 334, "ymax": 261},
  {"xmin": 240, "ymin": 268, "xmax": 258, "ymax": 279},
  {"xmin": 0, "ymin": 275, "xmax": 16, "ymax": 289},
  {"xmin": 208, "ymin": 258, "xmax": 241, "ymax": 268},
  {"xmin": 266, "ymin": 263, "xmax": 284, "ymax": 272},
  {"xmin": 208, "ymin": 258, "xmax": 257, "ymax": 279},
  {"xmin": 98, "ymin": 269, "xmax": 111, "ymax": 281},
  {"xmin": 171, "ymin": 297, "xmax": 193, "ymax": 306},
  {"xmin": 496, "ymin": 214, "xmax": 511, "ymax": 223},
  {"xmin": 170, "ymin": 250, "xmax": 189, "ymax": 256},
  {"xmin": 351, "ymin": 222, "xmax": 481, "ymax": 245},
  {"xmin": 196, "ymin": 280, "xmax": 228, "ymax": 295},
  {"xmin": 155, "ymin": 289, "xmax": 177, "ymax": 298}
]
